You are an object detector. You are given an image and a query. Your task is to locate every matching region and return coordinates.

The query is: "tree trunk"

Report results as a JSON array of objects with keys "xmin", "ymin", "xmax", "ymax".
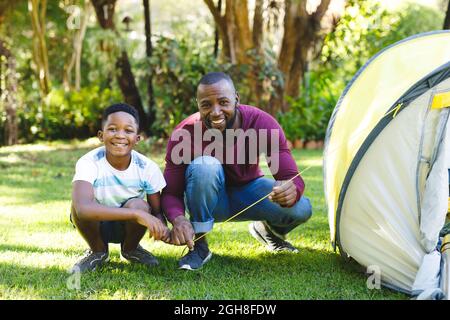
[
  {"xmin": 0, "ymin": 39, "xmax": 18, "ymax": 146},
  {"xmin": 444, "ymin": 0, "xmax": 450, "ymax": 29},
  {"xmin": 269, "ymin": 0, "xmax": 332, "ymax": 113},
  {"xmin": 204, "ymin": 0, "xmax": 339, "ymax": 115},
  {"xmin": 213, "ymin": 0, "xmax": 222, "ymax": 58},
  {"xmin": 65, "ymin": 0, "xmax": 91, "ymax": 91},
  {"xmin": 90, "ymin": 0, "xmax": 148, "ymax": 134},
  {"xmin": 143, "ymin": 0, "xmax": 155, "ymax": 135},
  {"xmin": 29, "ymin": 0, "xmax": 50, "ymax": 97}
]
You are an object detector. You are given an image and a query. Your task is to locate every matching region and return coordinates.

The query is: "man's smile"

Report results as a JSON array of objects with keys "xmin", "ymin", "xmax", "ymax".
[{"xmin": 211, "ymin": 118, "xmax": 225, "ymax": 125}]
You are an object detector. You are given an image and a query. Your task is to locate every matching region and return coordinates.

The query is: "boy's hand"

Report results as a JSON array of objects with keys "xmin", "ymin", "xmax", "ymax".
[{"xmin": 135, "ymin": 210, "xmax": 170, "ymax": 241}]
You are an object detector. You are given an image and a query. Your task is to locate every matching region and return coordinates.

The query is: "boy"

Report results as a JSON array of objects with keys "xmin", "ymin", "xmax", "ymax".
[{"xmin": 70, "ymin": 103, "xmax": 169, "ymax": 272}]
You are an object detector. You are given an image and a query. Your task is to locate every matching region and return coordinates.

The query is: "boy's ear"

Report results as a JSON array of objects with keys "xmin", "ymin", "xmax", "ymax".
[
  {"xmin": 97, "ymin": 130, "xmax": 104, "ymax": 142},
  {"xmin": 136, "ymin": 135, "xmax": 141, "ymax": 143}
]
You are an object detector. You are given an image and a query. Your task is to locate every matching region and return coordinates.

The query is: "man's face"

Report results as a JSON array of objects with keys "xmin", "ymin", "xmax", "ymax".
[
  {"xmin": 98, "ymin": 111, "xmax": 140, "ymax": 158},
  {"xmin": 197, "ymin": 79, "xmax": 239, "ymax": 132}
]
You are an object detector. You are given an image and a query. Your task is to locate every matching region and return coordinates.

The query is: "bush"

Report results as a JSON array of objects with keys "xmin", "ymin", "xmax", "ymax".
[
  {"xmin": 280, "ymin": 0, "xmax": 444, "ymax": 142},
  {"xmin": 17, "ymin": 86, "xmax": 122, "ymax": 142},
  {"xmin": 149, "ymin": 36, "xmax": 221, "ymax": 136}
]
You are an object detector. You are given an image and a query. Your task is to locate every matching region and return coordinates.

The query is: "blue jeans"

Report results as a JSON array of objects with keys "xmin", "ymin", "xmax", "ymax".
[{"xmin": 184, "ymin": 156, "xmax": 312, "ymax": 235}]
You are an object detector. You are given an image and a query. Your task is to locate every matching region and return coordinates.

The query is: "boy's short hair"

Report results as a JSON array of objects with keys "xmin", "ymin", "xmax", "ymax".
[{"xmin": 101, "ymin": 103, "xmax": 140, "ymax": 129}]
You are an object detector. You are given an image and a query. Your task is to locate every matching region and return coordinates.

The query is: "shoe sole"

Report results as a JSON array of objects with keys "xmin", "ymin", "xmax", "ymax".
[
  {"xmin": 248, "ymin": 223, "xmax": 299, "ymax": 253},
  {"xmin": 179, "ymin": 251, "xmax": 213, "ymax": 271},
  {"xmin": 248, "ymin": 222, "xmax": 269, "ymax": 246}
]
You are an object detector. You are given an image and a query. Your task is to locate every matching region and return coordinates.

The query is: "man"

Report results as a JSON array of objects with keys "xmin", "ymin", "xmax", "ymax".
[{"xmin": 162, "ymin": 72, "xmax": 312, "ymax": 270}]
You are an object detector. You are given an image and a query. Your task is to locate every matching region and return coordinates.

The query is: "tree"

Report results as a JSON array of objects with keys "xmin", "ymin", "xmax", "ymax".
[
  {"xmin": 143, "ymin": 0, "xmax": 155, "ymax": 135},
  {"xmin": 0, "ymin": 40, "xmax": 18, "ymax": 145},
  {"xmin": 64, "ymin": 0, "xmax": 92, "ymax": 91},
  {"xmin": 0, "ymin": 1, "xmax": 18, "ymax": 145},
  {"xmin": 444, "ymin": 0, "xmax": 450, "ymax": 29},
  {"xmin": 29, "ymin": 0, "xmax": 51, "ymax": 97},
  {"xmin": 203, "ymin": 0, "xmax": 343, "ymax": 114},
  {"xmin": 90, "ymin": 0, "xmax": 148, "ymax": 133}
]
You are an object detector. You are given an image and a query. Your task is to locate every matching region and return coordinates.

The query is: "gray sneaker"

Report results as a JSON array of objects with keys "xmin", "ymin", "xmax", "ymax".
[
  {"xmin": 178, "ymin": 240, "xmax": 212, "ymax": 271},
  {"xmin": 72, "ymin": 250, "xmax": 109, "ymax": 273},
  {"xmin": 249, "ymin": 221, "xmax": 299, "ymax": 253},
  {"xmin": 121, "ymin": 245, "xmax": 159, "ymax": 267}
]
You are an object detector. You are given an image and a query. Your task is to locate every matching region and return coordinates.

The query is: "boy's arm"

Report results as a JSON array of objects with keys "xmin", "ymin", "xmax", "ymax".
[
  {"xmin": 147, "ymin": 192, "xmax": 170, "ymax": 242},
  {"xmin": 72, "ymin": 180, "xmax": 168, "ymax": 240}
]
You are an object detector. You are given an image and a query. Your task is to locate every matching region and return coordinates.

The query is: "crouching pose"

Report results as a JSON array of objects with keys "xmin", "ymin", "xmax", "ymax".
[
  {"xmin": 162, "ymin": 72, "xmax": 313, "ymax": 270},
  {"xmin": 70, "ymin": 103, "xmax": 168, "ymax": 272}
]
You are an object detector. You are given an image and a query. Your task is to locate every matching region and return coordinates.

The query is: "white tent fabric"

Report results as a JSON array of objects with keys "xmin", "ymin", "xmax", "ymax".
[
  {"xmin": 339, "ymin": 78, "xmax": 450, "ymax": 293},
  {"xmin": 419, "ymin": 107, "xmax": 449, "ymax": 252}
]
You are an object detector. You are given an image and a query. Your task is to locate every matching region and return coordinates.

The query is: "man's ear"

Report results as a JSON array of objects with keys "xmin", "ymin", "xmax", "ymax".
[
  {"xmin": 97, "ymin": 130, "xmax": 103, "ymax": 142},
  {"xmin": 235, "ymin": 91, "xmax": 240, "ymax": 105},
  {"xmin": 136, "ymin": 135, "xmax": 141, "ymax": 143}
]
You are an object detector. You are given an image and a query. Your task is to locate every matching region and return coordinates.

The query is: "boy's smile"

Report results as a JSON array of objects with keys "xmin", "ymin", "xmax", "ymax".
[{"xmin": 98, "ymin": 111, "xmax": 140, "ymax": 169}]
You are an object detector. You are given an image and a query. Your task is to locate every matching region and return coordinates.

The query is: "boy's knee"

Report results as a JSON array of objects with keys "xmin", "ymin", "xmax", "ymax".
[{"xmin": 123, "ymin": 198, "xmax": 150, "ymax": 213}]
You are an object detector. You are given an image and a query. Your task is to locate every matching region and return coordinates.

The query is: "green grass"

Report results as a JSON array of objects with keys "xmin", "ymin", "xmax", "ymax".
[{"xmin": 0, "ymin": 138, "xmax": 406, "ymax": 300}]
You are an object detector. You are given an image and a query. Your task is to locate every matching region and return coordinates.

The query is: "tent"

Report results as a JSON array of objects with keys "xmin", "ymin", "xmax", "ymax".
[{"xmin": 323, "ymin": 30, "xmax": 450, "ymax": 298}]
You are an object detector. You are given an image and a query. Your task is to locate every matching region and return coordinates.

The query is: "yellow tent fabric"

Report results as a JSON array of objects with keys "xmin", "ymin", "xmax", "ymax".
[
  {"xmin": 325, "ymin": 32, "xmax": 450, "ymax": 245},
  {"xmin": 431, "ymin": 91, "xmax": 450, "ymax": 109}
]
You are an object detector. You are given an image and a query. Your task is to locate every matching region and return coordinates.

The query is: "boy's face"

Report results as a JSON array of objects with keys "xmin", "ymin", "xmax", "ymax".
[{"xmin": 98, "ymin": 111, "xmax": 140, "ymax": 158}]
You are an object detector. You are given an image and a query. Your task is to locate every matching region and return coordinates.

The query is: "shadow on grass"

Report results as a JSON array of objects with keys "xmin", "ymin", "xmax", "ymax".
[{"xmin": 0, "ymin": 244, "xmax": 407, "ymax": 300}]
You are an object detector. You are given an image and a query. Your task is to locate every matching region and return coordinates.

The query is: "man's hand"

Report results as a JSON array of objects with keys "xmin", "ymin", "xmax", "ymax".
[
  {"xmin": 268, "ymin": 180, "xmax": 297, "ymax": 207},
  {"xmin": 135, "ymin": 210, "xmax": 170, "ymax": 241},
  {"xmin": 169, "ymin": 215, "xmax": 195, "ymax": 250}
]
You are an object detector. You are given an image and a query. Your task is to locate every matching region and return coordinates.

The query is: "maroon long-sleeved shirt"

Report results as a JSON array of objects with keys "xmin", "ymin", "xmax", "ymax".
[{"xmin": 161, "ymin": 105, "xmax": 305, "ymax": 222}]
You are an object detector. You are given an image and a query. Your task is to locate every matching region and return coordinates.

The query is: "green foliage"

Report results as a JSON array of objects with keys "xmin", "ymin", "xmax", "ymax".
[
  {"xmin": 280, "ymin": 0, "xmax": 444, "ymax": 142},
  {"xmin": 149, "ymin": 36, "xmax": 221, "ymax": 136},
  {"xmin": 278, "ymin": 70, "xmax": 340, "ymax": 142},
  {"xmin": 18, "ymin": 86, "xmax": 122, "ymax": 142}
]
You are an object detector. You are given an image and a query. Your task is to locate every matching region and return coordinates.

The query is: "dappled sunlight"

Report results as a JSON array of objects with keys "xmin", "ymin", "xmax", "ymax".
[
  {"xmin": 0, "ymin": 139, "xmax": 407, "ymax": 299},
  {"xmin": 0, "ymin": 137, "xmax": 101, "ymax": 155}
]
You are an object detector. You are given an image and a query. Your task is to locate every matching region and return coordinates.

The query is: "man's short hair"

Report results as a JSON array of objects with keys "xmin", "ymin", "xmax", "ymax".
[
  {"xmin": 101, "ymin": 103, "xmax": 140, "ymax": 129},
  {"xmin": 198, "ymin": 72, "xmax": 235, "ymax": 89}
]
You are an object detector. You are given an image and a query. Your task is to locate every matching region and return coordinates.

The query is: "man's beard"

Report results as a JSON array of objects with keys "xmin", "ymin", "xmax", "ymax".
[
  {"xmin": 225, "ymin": 109, "xmax": 237, "ymax": 129},
  {"xmin": 204, "ymin": 108, "xmax": 237, "ymax": 130}
]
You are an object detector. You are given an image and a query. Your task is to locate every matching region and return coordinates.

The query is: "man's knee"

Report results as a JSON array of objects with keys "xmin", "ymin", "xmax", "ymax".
[
  {"xmin": 123, "ymin": 198, "xmax": 150, "ymax": 213},
  {"xmin": 293, "ymin": 196, "xmax": 312, "ymax": 223},
  {"xmin": 186, "ymin": 156, "xmax": 223, "ymax": 180}
]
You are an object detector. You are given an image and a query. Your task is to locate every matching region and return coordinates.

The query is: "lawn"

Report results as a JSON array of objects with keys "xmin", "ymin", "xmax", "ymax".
[{"xmin": 0, "ymin": 138, "xmax": 406, "ymax": 300}]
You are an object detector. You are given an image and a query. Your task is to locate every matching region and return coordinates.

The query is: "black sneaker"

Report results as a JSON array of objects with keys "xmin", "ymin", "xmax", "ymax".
[
  {"xmin": 178, "ymin": 240, "xmax": 212, "ymax": 270},
  {"xmin": 71, "ymin": 249, "xmax": 109, "ymax": 273},
  {"xmin": 121, "ymin": 245, "xmax": 159, "ymax": 267},
  {"xmin": 249, "ymin": 221, "xmax": 299, "ymax": 253}
]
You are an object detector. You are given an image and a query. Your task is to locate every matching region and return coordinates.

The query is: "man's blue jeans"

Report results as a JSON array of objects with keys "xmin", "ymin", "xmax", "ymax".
[{"xmin": 184, "ymin": 156, "xmax": 312, "ymax": 235}]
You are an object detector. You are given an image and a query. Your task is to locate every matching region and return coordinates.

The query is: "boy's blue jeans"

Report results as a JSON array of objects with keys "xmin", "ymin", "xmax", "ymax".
[{"xmin": 184, "ymin": 156, "xmax": 312, "ymax": 235}]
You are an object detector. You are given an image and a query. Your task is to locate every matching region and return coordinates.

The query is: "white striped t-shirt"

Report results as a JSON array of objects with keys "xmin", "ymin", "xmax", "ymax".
[{"xmin": 72, "ymin": 146, "xmax": 166, "ymax": 207}]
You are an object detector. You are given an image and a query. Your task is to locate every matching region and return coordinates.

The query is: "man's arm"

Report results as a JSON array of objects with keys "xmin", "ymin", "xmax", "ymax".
[
  {"xmin": 264, "ymin": 116, "xmax": 305, "ymax": 207},
  {"xmin": 161, "ymin": 134, "xmax": 195, "ymax": 249},
  {"xmin": 72, "ymin": 181, "xmax": 168, "ymax": 240}
]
